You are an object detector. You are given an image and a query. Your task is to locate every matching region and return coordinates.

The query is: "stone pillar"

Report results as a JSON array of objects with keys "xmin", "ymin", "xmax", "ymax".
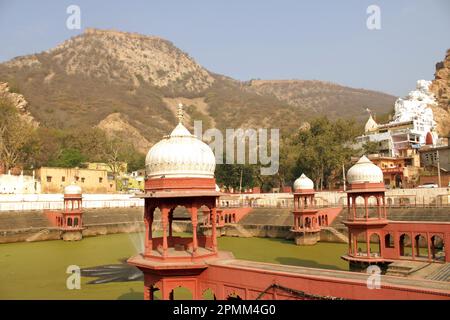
[
  {"xmin": 366, "ymin": 232, "xmax": 370, "ymax": 257},
  {"xmin": 376, "ymin": 196, "xmax": 381, "ymax": 219},
  {"xmin": 348, "ymin": 232, "xmax": 352, "ymax": 255},
  {"xmin": 212, "ymin": 207, "xmax": 217, "ymax": 252},
  {"xmin": 191, "ymin": 206, "xmax": 198, "ymax": 255},
  {"xmin": 364, "ymin": 196, "xmax": 369, "ymax": 219},
  {"xmin": 169, "ymin": 209, "xmax": 173, "ymax": 238},
  {"xmin": 161, "ymin": 207, "xmax": 169, "ymax": 257},
  {"xmin": 427, "ymin": 232, "xmax": 431, "ymax": 261}
]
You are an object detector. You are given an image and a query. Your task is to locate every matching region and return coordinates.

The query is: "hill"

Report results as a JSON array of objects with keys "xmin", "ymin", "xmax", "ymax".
[{"xmin": 0, "ymin": 28, "xmax": 396, "ymax": 145}]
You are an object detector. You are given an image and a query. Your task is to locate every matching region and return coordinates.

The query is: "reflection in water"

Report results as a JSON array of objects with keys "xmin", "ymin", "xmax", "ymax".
[{"xmin": 81, "ymin": 259, "xmax": 143, "ymax": 284}]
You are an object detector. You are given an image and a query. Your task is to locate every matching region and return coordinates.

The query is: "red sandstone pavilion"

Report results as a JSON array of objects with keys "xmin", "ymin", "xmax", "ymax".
[
  {"xmin": 128, "ymin": 104, "xmax": 450, "ymax": 300},
  {"xmin": 45, "ymin": 183, "xmax": 84, "ymax": 241}
]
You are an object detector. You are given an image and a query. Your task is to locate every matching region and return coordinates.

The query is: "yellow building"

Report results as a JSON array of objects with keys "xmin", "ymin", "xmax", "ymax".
[
  {"xmin": 368, "ymin": 154, "xmax": 420, "ymax": 188},
  {"xmin": 84, "ymin": 162, "xmax": 128, "ymax": 176},
  {"xmin": 36, "ymin": 167, "xmax": 116, "ymax": 193}
]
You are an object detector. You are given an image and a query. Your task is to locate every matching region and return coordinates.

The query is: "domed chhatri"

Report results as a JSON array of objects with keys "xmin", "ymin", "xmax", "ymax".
[
  {"xmin": 347, "ymin": 155, "xmax": 383, "ymax": 185},
  {"xmin": 64, "ymin": 183, "xmax": 82, "ymax": 195},
  {"xmin": 145, "ymin": 104, "xmax": 215, "ymax": 181},
  {"xmin": 293, "ymin": 173, "xmax": 314, "ymax": 192},
  {"xmin": 364, "ymin": 114, "xmax": 378, "ymax": 133}
]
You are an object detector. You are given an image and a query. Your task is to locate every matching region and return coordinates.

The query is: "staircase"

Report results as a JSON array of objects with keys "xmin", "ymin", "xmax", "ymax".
[
  {"xmin": 228, "ymin": 224, "xmax": 253, "ymax": 238},
  {"xmin": 321, "ymin": 226, "xmax": 348, "ymax": 243},
  {"xmin": 426, "ymin": 263, "xmax": 450, "ymax": 282},
  {"xmin": 385, "ymin": 261, "xmax": 429, "ymax": 277},
  {"xmin": 25, "ymin": 228, "xmax": 51, "ymax": 242}
]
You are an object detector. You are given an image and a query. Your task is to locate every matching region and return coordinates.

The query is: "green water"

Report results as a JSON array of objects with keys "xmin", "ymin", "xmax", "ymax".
[{"xmin": 0, "ymin": 233, "xmax": 348, "ymax": 300}]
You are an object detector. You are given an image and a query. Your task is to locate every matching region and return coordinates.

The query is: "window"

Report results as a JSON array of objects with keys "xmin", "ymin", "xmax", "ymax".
[
  {"xmin": 99, "ymin": 177, "xmax": 103, "ymax": 183},
  {"xmin": 81, "ymin": 177, "xmax": 85, "ymax": 183},
  {"xmin": 61, "ymin": 176, "xmax": 65, "ymax": 182},
  {"xmin": 74, "ymin": 176, "xmax": 79, "ymax": 181},
  {"xmin": 46, "ymin": 176, "xmax": 52, "ymax": 182}
]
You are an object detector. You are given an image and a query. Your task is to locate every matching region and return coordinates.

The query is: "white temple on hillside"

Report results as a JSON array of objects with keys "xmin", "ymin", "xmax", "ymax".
[{"xmin": 355, "ymin": 80, "xmax": 439, "ymax": 157}]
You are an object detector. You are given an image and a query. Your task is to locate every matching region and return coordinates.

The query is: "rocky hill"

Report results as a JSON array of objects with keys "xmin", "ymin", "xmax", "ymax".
[
  {"xmin": 247, "ymin": 80, "xmax": 395, "ymax": 121},
  {"xmin": 429, "ymin": 49, "xmax": 450, "ymax": 136},
  {"xmin": 0, "ymin": 82, "xmax": 38, "ymax": 127},
  {"xmin": 0, "ymin": 28, "xmax": 396, "ymax": 145}
]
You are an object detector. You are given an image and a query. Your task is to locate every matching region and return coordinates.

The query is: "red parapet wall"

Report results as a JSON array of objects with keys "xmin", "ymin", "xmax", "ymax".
[
  {"xmin": 198, "ymin": 260, "xmax": 450, "ymax": 300},
  {"xmin": 145, "ymin": 177, "xmax": 216, "ymax": 191}
]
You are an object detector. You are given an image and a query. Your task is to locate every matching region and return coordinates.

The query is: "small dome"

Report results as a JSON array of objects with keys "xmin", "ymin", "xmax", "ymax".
[
  {"xmin": 145, "ymin": 107, "xmax": 216, "ymax": 179},
  {"xmin": 347, "ymin": 156, "xmax": 383, "ymax": 184},
  {"xmin": 364, "ymin": 115, "xmax": 378, "ymax": 133},
  {"xmin": 293, "ymin": 173, "xmax": 314, "ymax": 191},
  {"xmin": 64, "ymin": 183, "xmax": 82, "ymax": 195}
]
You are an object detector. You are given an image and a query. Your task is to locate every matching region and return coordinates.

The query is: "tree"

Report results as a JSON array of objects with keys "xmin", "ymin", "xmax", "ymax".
[
  {"xmin": 0, "ymin": 98, "xmax": 36, "ymax": 171},
  {"xmin": 215, "ymin": 164, "xmax": 257, "ymax": 191},
  {"xmin": 48, "ymin": 148, "xmax": 86, "ymax": 168},
  {"xmin": 289, "ymin": 117, "xmax": 358, "ymax": 190},
  {"xmin": 362, "ymin": 141, "xmax": 379, "ymax": 155}
]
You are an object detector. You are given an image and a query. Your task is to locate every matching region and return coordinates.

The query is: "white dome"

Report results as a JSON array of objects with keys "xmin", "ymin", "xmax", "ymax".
[
  {"xmin": 347, "ymin": 156, "xmax": 383, "ymax": 184},
  {"xmin": 64, "ymin": 184, "xmax": 82, "ymax": 194},
  {"xmin": 364, "ymin": 115, "xmax": 378, "ymax": 133},
  {"xmin": 145, "ymin": 123, "xmax": 216, "ymax": 179},
  {"xmin": 293, "ymin": 173, "xmax": 314, "ymax": 191}
]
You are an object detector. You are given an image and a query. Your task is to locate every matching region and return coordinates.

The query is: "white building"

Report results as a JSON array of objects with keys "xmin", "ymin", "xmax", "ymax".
[
  {"xmin": 355, "ymin": 80, "xmax": 439, "ymax": 157},
  {"xmin": 0, "ymin": 171, "xmax": 41, "ymax": 194}
]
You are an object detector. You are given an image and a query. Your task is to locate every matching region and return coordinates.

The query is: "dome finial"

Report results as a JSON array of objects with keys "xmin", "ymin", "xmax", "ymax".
[{"xmin": 177, "ymin": 103, "xmax": 184, "ymax": 124}]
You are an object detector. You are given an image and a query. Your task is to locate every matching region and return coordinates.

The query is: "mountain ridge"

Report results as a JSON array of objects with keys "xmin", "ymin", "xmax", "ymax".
[{"xmin": 0, "ymin": 28, "xmax": 397, "ymax": 146}]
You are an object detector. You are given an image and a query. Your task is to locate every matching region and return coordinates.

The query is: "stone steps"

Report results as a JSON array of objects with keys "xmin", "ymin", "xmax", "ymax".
[
  {"xmin": 321, "ymin": 226, "xmax": 348, "ymax": 243},
  {"xmin": 426, "ymin": 263, "xmax": 450, "ymax": 282}
]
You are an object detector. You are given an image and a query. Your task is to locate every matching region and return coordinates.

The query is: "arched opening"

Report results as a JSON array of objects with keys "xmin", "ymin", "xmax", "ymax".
[
  {"xmin": 399, "ymin": 233, "xmax": 412, "ymax": 257},
  {"xmin": 355, "ymin": 196, "xmax": 366, "ymax": 218},
  {"xmin": 67, "ymin": 217, "xmax": 72, "ymax": 227},
  {"xmin": 170, "ymin": 286, "xmax": 193, "ymax": 300},
  {"xmin": 202, "ymin": 288, "xmax": 216, "ymax": 300},
  {"xmin": 226, "ymin": 292, "xmax": 242, "ymax": 300},
  {"xmin": 305, "ymin": 217, "xmax": 311, "ymax": 229},
  {"xmin": 318, "ymin": 216, "xmax": 322, "ymax": 226},
  {"xmin": 73, "ymin": 217, "xmax": 79, "ymax": 227},
  {"xmin": 431, "ymin": 235, "xmax": 445, "ymax": 262},
  {"xmin": 356, "ymin": 232, "xmax": 368, "ymax": 256},
  {"xmin": 369, "ymin": 233, "xmax": 381, "ymax": 257},
  {"xmin": 325, "ymin": 215, "xmax": 328, "ymax": 226},
  {"xmin": 414, "ymin": 234, "xmax": 428, "ymax": 259},
  {"xmin": 385, "ymin": 233, "xmax": 394, "ymax": 248},
  {"xmin": 368, "ymin": 196, "xmax": 378, "ymax": 218}
]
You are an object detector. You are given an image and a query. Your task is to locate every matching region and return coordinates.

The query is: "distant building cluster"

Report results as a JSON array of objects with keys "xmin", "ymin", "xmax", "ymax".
[
  {"xmin": 0, "ymin": 161, "xmax": 146, "ymax": 194},
  {"xmin": 354, "ymin": 80, "xmax": 449, "ymax": 188}
]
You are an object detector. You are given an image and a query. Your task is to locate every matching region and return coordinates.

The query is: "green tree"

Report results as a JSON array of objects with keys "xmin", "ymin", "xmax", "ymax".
[
  {"xmin": 0, "ymin": 98, "xmax": 36, "ymax": 170},
  {"xmin": 49, "ymin": 148, "xmax": 86, "ymax": 168},
  {"xmin": 289, "ymin": 117, "xmax": 358, "ymax": 190},
  {"xmin": 362, "ymin": 141, "xmax": 379, "ymax": 155}
]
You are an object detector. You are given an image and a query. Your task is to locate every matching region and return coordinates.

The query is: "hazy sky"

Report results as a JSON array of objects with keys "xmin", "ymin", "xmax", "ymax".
[{"xmin": 0, "ymin": 0, "xmax": 449, "ymax": 96}]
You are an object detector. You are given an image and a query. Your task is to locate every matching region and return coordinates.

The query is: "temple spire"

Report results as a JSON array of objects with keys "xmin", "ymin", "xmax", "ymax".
[{"xmin": 177, "ymin": 103, "xmax": 184, "ymax": 124}]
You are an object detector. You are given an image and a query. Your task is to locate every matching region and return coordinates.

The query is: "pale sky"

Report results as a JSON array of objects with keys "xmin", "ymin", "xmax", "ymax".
[{"xmin": 0, "ymin": 0, "xmax": 449, "ymax": 96}]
